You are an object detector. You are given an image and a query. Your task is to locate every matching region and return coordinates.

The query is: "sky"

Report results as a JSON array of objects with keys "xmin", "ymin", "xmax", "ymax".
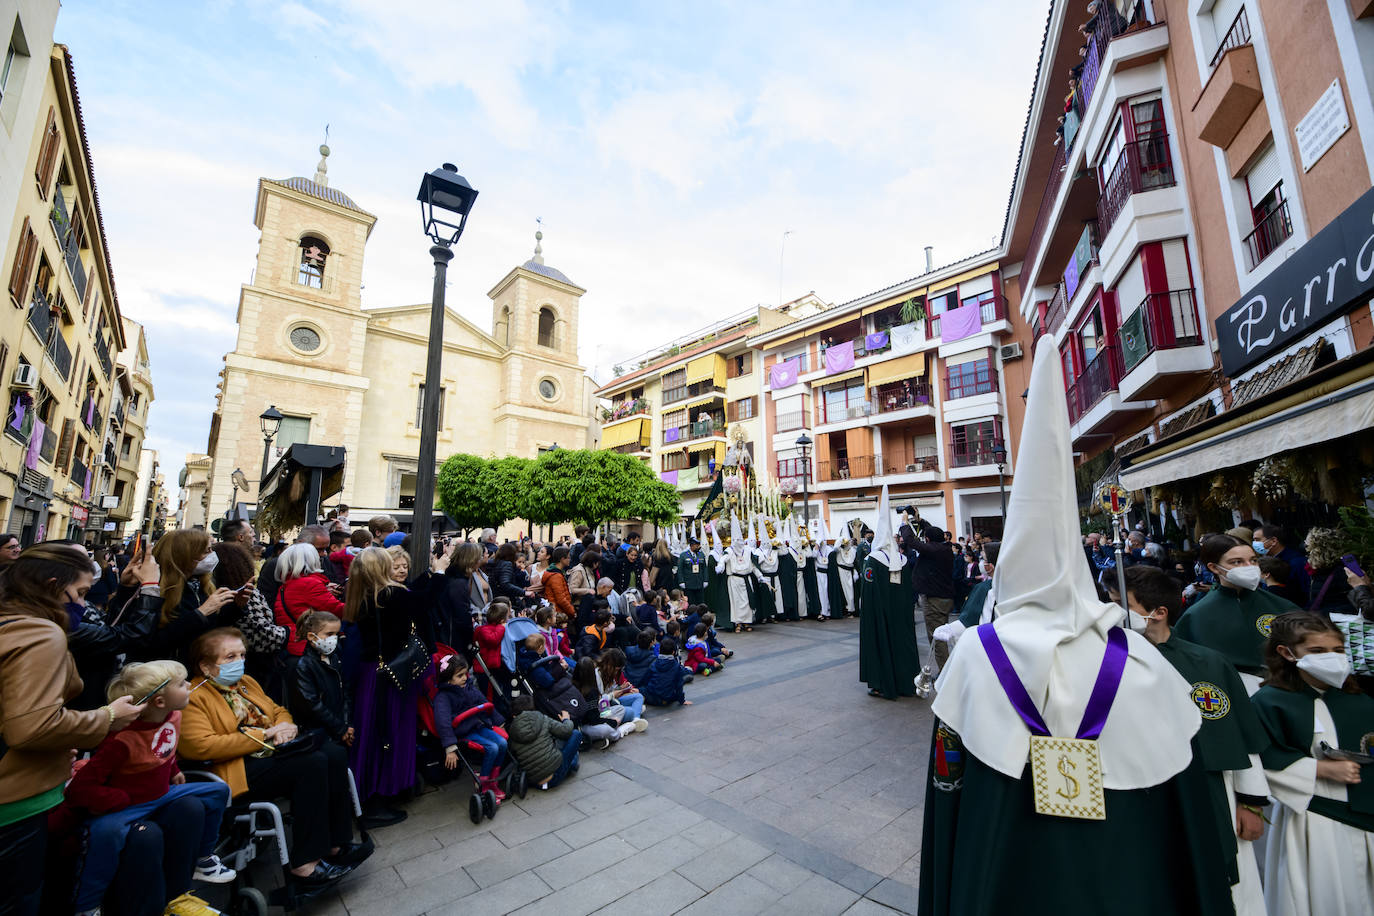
[{"xmin": 54, "ymin": 0, "xmax": 1048, "ymax": 486}]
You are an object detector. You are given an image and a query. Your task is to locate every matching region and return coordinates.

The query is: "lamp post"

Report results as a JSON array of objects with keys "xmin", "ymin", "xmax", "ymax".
[
  {"xmin": 412, "ymin": 164, "xmax": 479, "ymax": 576},
  {"xmin": 993, "ymin": 442, "xmax": 1008, "ymax": 531},
  {"xmin": 795, "ymin": 433, "xmax": 812, "ymax": 536},
  {"xmin": 258, "ymin": 405, "xmax": 282, "ymax": 487}
]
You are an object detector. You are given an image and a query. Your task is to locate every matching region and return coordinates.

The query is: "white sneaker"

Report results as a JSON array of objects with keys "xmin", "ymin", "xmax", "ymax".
[
  {"xmin": 633, "ymin": 718, "xmax": 649, "ymax": 733},
  {"xmin": 193, "ymin": 855, "xmax": 237, "ymax": 884},
  {"xmin": 615, "ymin": 722, "xmax": 636, "ymax": 739}
]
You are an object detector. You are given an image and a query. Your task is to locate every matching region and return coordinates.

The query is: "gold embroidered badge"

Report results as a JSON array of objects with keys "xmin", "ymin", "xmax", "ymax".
[{"xmin": 1030, "ymin": 735, "xmax": 1106, "ymax": 821}]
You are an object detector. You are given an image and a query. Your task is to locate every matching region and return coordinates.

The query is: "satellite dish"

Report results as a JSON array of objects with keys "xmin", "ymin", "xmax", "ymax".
[{"xmin": 231, "ymin": 468, "xmax": 250, "ymax": 491}]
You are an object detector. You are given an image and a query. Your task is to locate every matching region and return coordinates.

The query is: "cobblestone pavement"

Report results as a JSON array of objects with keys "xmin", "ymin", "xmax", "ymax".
[{"xmin": 301, "ymin": 618, "xmax": 935, "ymax": 915}]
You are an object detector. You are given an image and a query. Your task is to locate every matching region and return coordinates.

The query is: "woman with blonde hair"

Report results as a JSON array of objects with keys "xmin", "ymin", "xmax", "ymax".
[
  {"xmin": 347, "ymin": 545, "xmax": 449, "ymax": 823},
  {"xmin": 385, "ymin": 545, "xmax": 410, "ymax": 585},
  {"xmin": 140, "ymin": 528, "xmax": 240, "ymax": 662}
]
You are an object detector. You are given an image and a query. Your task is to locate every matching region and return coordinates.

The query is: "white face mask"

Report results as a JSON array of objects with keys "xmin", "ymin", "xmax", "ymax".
[
  {"xmin": 1222, "ymin": 565, "xmax": 1261, "ymax": 591},
  {"xmin": 312, "ymin": 634, "xmax": 339, "ymax": 656},
  {"xmin": 193, "ymin": 553, "xmax": 219, "ymax": 575},
  {"xmin": 1127, "ymin": 609, "xmax": 1152, "ymax": 633},
  {"xmin": 1296, "ymin": 652, "xmax": 1350, "ymax": 688}
]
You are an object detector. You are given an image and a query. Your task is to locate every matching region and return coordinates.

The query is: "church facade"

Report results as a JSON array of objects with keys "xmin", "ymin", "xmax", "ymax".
[{"xmin": 203, "ymin": 150, "xmax": 598, "ymax": 527}]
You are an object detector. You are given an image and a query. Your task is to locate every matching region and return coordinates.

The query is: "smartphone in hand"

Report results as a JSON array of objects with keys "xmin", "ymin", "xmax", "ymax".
[{"xmin": 1342, "ymin": 554, "xmax": 1366, "ymax": 578}]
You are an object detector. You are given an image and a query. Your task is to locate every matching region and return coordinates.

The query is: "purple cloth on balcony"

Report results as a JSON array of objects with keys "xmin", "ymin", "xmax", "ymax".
[
  {"xmin": 664, "ymin": 427, "xmax": 680, "ymax": 443},
  {"xmin": 85, "ymin": 397, "xmax": 95, "ymax": 426},
  {"xmin": 824, "ymin": 340, "xmax": 855, "ymax": 374},
  {"xmin": 1064, "ymin": 257, "xmax": 1080, "ymax": 301},
  {"xmin": 83, "ymin": 469, "xmax": 91, "ymax": 500},
  {"xmin": 9, "ymin": 398, "xmax": 25, "ymax": 432},
  {"xmin": 660, "ymin": 470, "xmax": 678, "ymax": 485},
  {"xmin": 26, "ymin": 419, "xmax": 44, "ymax": 470},
  {"xmin": 769, "ymin": 358, "xmax": 801, "ymax": 390},
  {"xmin": 941, "ymin": 304, "xmax": 983, "ymax": 342},
  {"xmin": 864, "ymin": 331, "xmax": 888, "ymax": 351}
]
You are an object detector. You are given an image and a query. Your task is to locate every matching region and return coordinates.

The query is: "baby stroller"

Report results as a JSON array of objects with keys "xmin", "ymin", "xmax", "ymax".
[{"xmin": 417, "ymin": 645, "xmax": 528, "ymax": 823}]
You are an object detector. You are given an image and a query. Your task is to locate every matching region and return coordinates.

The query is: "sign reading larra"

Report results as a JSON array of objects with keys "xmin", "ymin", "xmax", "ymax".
[{"xmin": 1217, "ymin": 186, "xmax": 1374, "ymax": 376}]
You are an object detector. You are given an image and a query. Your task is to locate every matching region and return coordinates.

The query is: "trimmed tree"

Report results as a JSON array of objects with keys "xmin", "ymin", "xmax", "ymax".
[
  {"xmin": 478, "ymin": 456, "xmax": 532, "ymax": 529},
  {"xmin": 435, "ymin": 453, "xmax": 489, "ymax": 534},
  {"xmin": 525, "ymin": 448, "xmax": 682, "ymax": 528}
]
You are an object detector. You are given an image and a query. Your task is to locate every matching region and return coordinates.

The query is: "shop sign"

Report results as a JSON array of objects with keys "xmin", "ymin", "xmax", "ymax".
[
  {"xmin": 1216, "ymin": 185, "xmax": 1374, "ymax": 376},
  {"xmin": 71, "ymin": 505, "xmax": 88, "ymax": 525}
]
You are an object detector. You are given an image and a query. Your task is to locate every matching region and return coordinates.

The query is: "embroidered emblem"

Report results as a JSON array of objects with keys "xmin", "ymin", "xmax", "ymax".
[
  {"xmin": 1255, "ymin": 614, "xmax": 1276, "ymax": 637},
  {"xmin": 150, "ymin": 723, "xmax": 178, "ymax": 759},
  {"xmin": 1362, "ymin": 733, "xmax": 1374, "ymax": 755},
  {"xmin": 1189, "ymin": 682, "xmax": 1230, "ymax": 720},
  {"xmin": 1029, "ymin": 735, "xmax": 1105, "ymax": 820},
  {"xmin": 932, "ymin": 723, "xmax": 964, "ymax": 791},
  {"xmin": 863, "ymin": 566, "xmax": 874, "ymax": 582}
]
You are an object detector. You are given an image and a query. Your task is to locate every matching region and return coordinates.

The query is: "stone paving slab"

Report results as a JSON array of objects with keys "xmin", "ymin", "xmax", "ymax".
[{"xmin": 270, "ymin": 617, "xmax": 933, "ymax": 915}]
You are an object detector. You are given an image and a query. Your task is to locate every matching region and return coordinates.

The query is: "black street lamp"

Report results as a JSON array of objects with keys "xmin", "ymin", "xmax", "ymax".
[
  {"xmin": 795, "ymin": 433, "xmax": 812, "ymax": 534},
  {"xmin": 258, "ymin": 405, "xmax": 282, "ymax": 485},
  {"xmin": 993, "ymin": 442, "xmax": 1008, "ymax": 530},
  {"xmin": 413, "ymin": 164, "xmax": 479, "ymax": 575}
]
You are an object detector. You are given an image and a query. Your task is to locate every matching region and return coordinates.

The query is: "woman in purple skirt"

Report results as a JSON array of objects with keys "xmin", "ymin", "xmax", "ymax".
[{"xmin": 345, "ymin": 545, "xmax": 446, "ymax": 826}]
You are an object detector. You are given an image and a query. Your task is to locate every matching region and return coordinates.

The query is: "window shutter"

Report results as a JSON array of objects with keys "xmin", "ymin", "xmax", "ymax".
[
  {"xmin": 8, "ymin": 218, "xmax": 35, "ymax": 305},
  {"xmin": 1246, "ymin": 145, "xmax": 1283, "ymax": 204},
  {"xmin": 55, "ymin": 418, "xmax": 75, "ymax": 473},
  {"xmin": 35, "ymin": 107, "xmax": 58, "ymax": 199}
]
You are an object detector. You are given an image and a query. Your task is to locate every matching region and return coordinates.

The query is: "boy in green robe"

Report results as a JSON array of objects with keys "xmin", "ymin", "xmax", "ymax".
[
  {"xmin": 1123, "ymin": 566, "xmax": 1270, "ymax": 914},
  {"xmin": 858, "ymin": 486, "xmax": 919, "ymax": 700}
]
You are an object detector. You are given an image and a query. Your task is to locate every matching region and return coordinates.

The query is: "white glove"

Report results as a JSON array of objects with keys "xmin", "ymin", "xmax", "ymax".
[{"xmin": 932, "ymin": 620, "xmax": 966, "ymax": 646}]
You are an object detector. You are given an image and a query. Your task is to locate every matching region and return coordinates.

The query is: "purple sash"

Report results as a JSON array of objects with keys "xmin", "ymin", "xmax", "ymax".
[{"xmin": 977, "ymin": 625, "xmax": 1127, "ymax": 740}]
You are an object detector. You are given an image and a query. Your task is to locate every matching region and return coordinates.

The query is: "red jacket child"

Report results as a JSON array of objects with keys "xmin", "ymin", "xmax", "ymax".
[
  {"xmin": 63, "ymin": 712, "xmax": 183, "ymax": 814},
  {"xmin": 275, "ymin": 572, "xmax": 346, "ymax": 655},
  {"xmin": 474, "ymin": 623, "xmax": 506, "ymax": 675},
  {"xmin": 684, "ymin": 636, "xmax": 720, "ymax": 673}
]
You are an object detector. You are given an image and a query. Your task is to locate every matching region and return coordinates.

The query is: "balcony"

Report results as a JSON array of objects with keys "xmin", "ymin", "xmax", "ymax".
[
  {"xmin": 663, "ymin": 417, "xmax": 724, "ymax": 445},
  {"xmin": 1118, "ymin": 289, "xmax": 1211, "ymax": 400},
  {"xmin": 817, "ymin": 401, "xmax": 872, "ymax": 426},
  {"xmin": 50, "ymin": 190, "xmax": 88, "ymax": 304},
  {"xmin": 776, "ymin": 409, "xmax": 808, "ymax": 433},
  {"xmin": 877, "ymin": 446, "xmax": 940, "ymax": 477},
  {"xmin": 949, "ymin": 430, "xmax": 1003, "ymax": 470},
  {"xmin": 944, "ymin": 359, "xmax": 998, "ymax": 401},
  {"xmin": 70, "ymin": 456, "xmax": 88, "ymax": 487},
  {"xmin": 94, "ymin": 333, "xmax": 112, "ymax": 380},
  {"xmin": 1046, "ymin": 283, "xmax": 1068, "ymax": 339},
  {"xmin": 776, "ymin": 457, "xmax": 811, "ymax": 481},
  {"xmin": 817, "ymin": 455, "xmax": 874, "ymax": 483},
  {"xmin": 1067, "ymin": 345, "xmax": 1124, "ymax": 425},
  {"xmin": 601, "ymin": 397, "xmax": 649, "ymax": 423},
  {"xmin": 872, "ymin": 379, "xmax": 932, "ymax": 415},
  {"xmin": 1208, "ymin": 7, "xmax": 1251, "ymax": 72},
  {"xmin": 1243, "ymin": 200, "xmax": 1294, "ymax": 270},
  {"xmin": 39, "ymin": 423, "xmax": 57, "ymax": 466},
  {"xmin": 28, "ymin": 288, "xmax": 55, "ymax": 342},
  {"xmin": 110, "ymin": 400, "xmax": 127, "ymax": 429},
  {"xmin": 46, "ymin": 332, "xmax": 71, "ymax": 382},
  {"xmin": 1098, "ymin": 134, "xmax": 1177, "ymax": 238}
]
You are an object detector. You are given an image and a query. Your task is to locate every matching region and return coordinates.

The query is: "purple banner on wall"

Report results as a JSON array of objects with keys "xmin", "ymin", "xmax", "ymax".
[
  {"xmin": 9, "ymin": 398, "xmax": 25, "ymax": 433},
  {"xmin": 941, "ymin": 304, "xmax": 983, "ymax": 342},
  {"xmin": 1064, "ymin": 255, "xmax": 1080, "ymax": 302},
  {"xmin": 660, "ymin": 470, "xmax": 678, "ymax": 485},
  {"xmin": 83, "ymin": 469, "xmax": 91, "ymax": 500},
  {"xmin": 864, "ymin": 331, "xmax": 889, "ymax": 351},
  {"xmin": 664, "ymin": 427, "xmax": 680, "ymax": 443},
  {"xmin": 768, "ymin": 357, "xmax": 801, "ymax": 389},
  {"xmin": 824, "ymin": 340, "xmax": 855, "ymax": 374},
  {"xmin": 26, "ymin": 419, "xmax": 44, "ymax": 469}
]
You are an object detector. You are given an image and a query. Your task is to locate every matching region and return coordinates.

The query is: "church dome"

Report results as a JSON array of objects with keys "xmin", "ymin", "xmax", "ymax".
[{"xmin": 266, "ymin": 176, "xmax": 372, "ymax": 216}]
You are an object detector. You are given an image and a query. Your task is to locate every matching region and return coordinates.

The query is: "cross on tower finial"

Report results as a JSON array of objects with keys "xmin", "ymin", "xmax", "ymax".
[{"xmin": 533, "ymin": 217, "xmax": 544, "ymax": 265}]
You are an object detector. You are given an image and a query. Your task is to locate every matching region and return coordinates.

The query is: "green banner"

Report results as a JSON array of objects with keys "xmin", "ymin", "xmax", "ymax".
[{"xmin": 1120, "ymin": 308, "xmax": 1149, "ymax": 372}]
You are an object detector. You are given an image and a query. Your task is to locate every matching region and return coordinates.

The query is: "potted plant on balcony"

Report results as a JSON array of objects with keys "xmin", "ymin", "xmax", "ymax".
[{"xmin": 899, "ymin": 297, "xmax": 926, "ymax": 325}]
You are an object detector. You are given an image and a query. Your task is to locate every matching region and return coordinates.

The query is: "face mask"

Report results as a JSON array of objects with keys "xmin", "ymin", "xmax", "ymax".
[
  {"xmin": 193, "ymin": 553, "xmax": 219, "ymax": 575},
  {"xmin": 1295, "ymin": 652, "xmax": 1350, "ymax": 688},
  {"xmin": 312, "ymin": 634, "xmax": 339, "ymax": 655},
  {"xmin": 66, "ymin": 601, "xmax": 86, "ymax": 630},
  {"xmin": 1251, "ymin": 540, "xmax": 1267, "ymax": 556},
  {"xmin": 212, "ymin": 659, "xmax": 245, "ymax": 687},
  {"xmin": 1222, "ymin": 565, "xmax": 1262, "ymax": 591},
  {"xmin": 1126, "ymin": 609, "xmax": 1152, "ymax": 633}
]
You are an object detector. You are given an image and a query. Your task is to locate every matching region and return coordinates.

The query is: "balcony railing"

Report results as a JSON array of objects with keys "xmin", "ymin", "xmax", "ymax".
[
  {"xmin": 664, "ymin": 418, "xmax": 724, "ymax": 445},
  {"xmin": 602, "ymin": 397, "xmax": 650, "ymax": 423},
  {"xmin": 873, "ymin": 379, "xmax": 933, "ymax": 414},
  {"xmin": 70, "ymin": 456, "xmax": 87, "ymax": 486},
  {"xmin": 1119, "ymin": 289, "xmax": 1202, "ymax": 373},
  {"xmin": 1209, "ymin": 7, "xmax": 1251, "ymax": 71},
  {"xmin": 1079, "ymin": 2, "xmax": 1152, "ymax": 110},
  {"xmin": 979, "ymin": 295, "xmax": 1007, "ymax": 325},
  {"xmin": 776, "ymin": 410, "xmax": 807, "ymax": 432},
  {"xmin": 817, "ymin": 455, "xmax": 874, "ymax": 482},
  {"xmin": 46, "ymin": 332, "xmax": 71, "ymax": 381},
  {"xmin": 950, "ymin": 437, "xmax": 1003, "ymax": 469},
  {"xmin": 1067, "ymin": 345, "xmax": 1123, "ymax": 423},
  {"xmin": 94, "ymin": 333, "xmax": 112, "ymax": 380},
  {"xmin": 818, "ymin": 401, "xmax": 871, "ymax": 425},
  {"xmin": 1243, "ymin": 200, "xmax": 1293, "ymax": 270},
  {"xmin": 39, "ymin": 423, "xmax": 57, "ymax": 465},
  {"xmin": 28, "ymin": 287, "xmax": 54, "ymax": 342},
  {"xmin": 878, "ymin": 447, "xmax": 939, "ymax": 476},
  {"xmin": 776, "ymin": 457, "xmax": 810, "ymax": 481},
  {"xmin": 944, "ymin": 359, "xmax": 998, "ymax": 401},
  {"xmin": 51, "ymin": 189, "xmax": 87, "ymax": 304},
  {"xmin": 608, "ymin": 442, "xmax": 647, "ymax": 456},
  {"xmin": 1046, "ymin": 283, "xmax": 1068, "ymax": 338},
  {"xmin": 1021, "ymin": 141, "xmax": 1068, "ymax": 297},
  {"xmin": 1098, "ymin": 134, "xmax": 1177, "ymax": 236},
  {"xmin": 110, "ymin": 400, "xmax": 126, "ymax": 429}
]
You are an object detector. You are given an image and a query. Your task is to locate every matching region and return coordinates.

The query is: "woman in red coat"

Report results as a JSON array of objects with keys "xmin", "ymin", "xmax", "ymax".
[{"xmin": 273, "ymin": 543, "xmax": 346, "ymax": 657}]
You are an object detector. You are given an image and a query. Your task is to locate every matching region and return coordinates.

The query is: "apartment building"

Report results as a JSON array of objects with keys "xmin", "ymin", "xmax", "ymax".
[
  {"xmin": 105, "ymin": 317, "xmax": 153, "ymax": 537},
  {"xmin": 593, "ymin": 299, "xmax": 824, "ymax": 523},
  {"xmin": 1, "ymin": 43, "xmax": 127, "ymax": 545},
  {"xmin": 0, "ymin": 2, "xmax": 61, "ymax": 263},
  {"xmin": 127, "ymin": 446, "xmax": 166, "ymax": 539},
  {"xmin": 749, "ymin": 256, "xmax": 1029, "ymax": 540},
  {"xmin": 1004, "ymin": 0, "xmax": 1374, "ymax": 530}
]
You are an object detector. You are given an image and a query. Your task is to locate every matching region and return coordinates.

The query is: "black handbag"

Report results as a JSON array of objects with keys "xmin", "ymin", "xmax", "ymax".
[{"xmin": 377, "ymin": 616, "xmax": 430, "ymax": 691}]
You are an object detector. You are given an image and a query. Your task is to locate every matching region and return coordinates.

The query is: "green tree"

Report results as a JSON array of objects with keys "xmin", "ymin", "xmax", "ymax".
[
  {"xmin": 478, "ymin": 456, "xmax": 532, "ymax": 529},
  {"xmin": 436, "ymin": 453, "xmax": 489, "ymax": 534},
  {"xmin": 525, "ymin": 448, "xmax": 681, "ymax": 527}
]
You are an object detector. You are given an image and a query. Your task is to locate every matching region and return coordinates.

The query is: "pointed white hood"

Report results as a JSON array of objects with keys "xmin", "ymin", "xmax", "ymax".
[
  {"xmin": 932, "ymin": 342, "xmax": 1199, "ymax": 790},
  {"xmin": 868, "ymin": 485, "xmax": 905, "ymax": 571},
  {"xmin": 817, "ymin": 513, "xmax": 832, "ymax": 559},
  {"xmin": 729, "ymin": 513, "xmax": 747, "ymax": 556}
]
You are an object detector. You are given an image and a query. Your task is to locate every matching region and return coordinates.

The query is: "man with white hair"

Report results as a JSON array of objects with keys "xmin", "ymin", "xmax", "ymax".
[{"xmin": 481, "ymin": 528, "xmax": 498, "ymax": 555}]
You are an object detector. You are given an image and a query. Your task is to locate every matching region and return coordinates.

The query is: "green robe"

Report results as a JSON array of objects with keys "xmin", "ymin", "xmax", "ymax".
[
  {"xmin": 918, "ymin": 723, "xmax": 1237, "ymax": 916},
  {"xmin": 957, "ymin": 579, "xmax": 993, "ymax": 628},
  {"xmin": 858, "ymin": 554, "xmax": 920, "ymax": 699},
  {"xmin": 704, "ymin": 560, "xmax": 731, "ymax": 629},
  {"xmin": 753, "ymin": 568, "xmax": 777, "ymax": 619},
  {"xmin": 777, "ymin": 553, "xmax": 800, "ymax": 620},
  {"xmin": 853, "ymin": 540, "xmax": 871, "ymax": 614},
  {"xmin": 802, "ymin": 556, "xmax": 823, "ymax": 618},
  {"xmin": 1174, "ymin": 585, "xmax": 1300, "ymax": 676},
  {"xmin": 1253, "ymin": 682, "xmax": 1374, "ymax": 831},
  {"xmin": 1157, "ymin": 634, "xmax": 1271, "ymax": 886},
  {"xmin": 826, "ymin": 556, "xmax": 846, "ymax": 616}
]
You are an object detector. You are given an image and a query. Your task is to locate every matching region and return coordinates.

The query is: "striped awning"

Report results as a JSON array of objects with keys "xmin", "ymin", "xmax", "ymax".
[
  {"xmin": 812, "ymin": 369, "xmax": 865, "ymax": 388},
  {"xmin": 600, "ymin": 418, "xmax": 647, "ymax": 449},
  {"xmin": 686, "ymin": 354, "xmax": 727, "ymax": 387},
  {"xmin": 684, "ymin": 392, "xmax": 724, "ymax": 411},
  {"xmin": 867, "ymin": 353, "xmax": 925, "ymax": 388},
  {"xmin": 687, "ymin": 441, "xmax": 726, "ymax": 463}
]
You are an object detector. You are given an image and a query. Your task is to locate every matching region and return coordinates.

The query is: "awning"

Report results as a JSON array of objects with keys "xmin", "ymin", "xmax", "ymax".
[
  {"xmin": 684, "ymin": 393, "xmax": 724, "ymax": 411},
  {"xmin": 812, "ymin": 369, "xmax": 865, "ymax": 388},
  {"xmin": 600, "ymin": 418, "xmax": 646, "ymax": 449},
  {"xmin": 862, "ymin": 298, "xmax": 907, "ymax": 318},
  {"xmin": 1120, "ymin": 377, "xmax": 1374, "ymax": 490},
  {"xmin": 686, "ymin": 354, "xmax": 726, "ymax": 387},
  {"xmin": 867, "ymin": 353, "xmax": 925, "ymax": 388},
  {"xmin": 688, "ymin": 441, "xmax": 726, "ymax": 463}
]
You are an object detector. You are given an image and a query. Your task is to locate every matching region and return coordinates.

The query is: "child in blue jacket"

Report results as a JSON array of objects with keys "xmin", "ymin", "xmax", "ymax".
[
  {"xmin": 641, "ymin": 638, "xmax": 692, "ymax": 707},
  {"xmin": 434, "ymin": 654, "xmax": 508, "ymax": 803}
]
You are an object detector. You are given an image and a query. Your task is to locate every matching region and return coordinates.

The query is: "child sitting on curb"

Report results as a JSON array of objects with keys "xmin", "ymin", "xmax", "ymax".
[
  {"xmin": 506, "ymin": 694, "xmax": 582, "ymax": 791},
  {"xmin": 685, "ymin": 624, "xmax": 723, "ymax": 676},
  {"xmin": 642, "ymin": 639, "xmax": 692, "ymax": 707}
]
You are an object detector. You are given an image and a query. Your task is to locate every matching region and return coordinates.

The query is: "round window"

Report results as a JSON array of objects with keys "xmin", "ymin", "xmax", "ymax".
[
  {"xmin": 289, "ymin": 326, "xmax": 322, "ymax": 352},
  {"xmin": 539, "ymin": 379, "xmax": 557, "ymax": 400}
]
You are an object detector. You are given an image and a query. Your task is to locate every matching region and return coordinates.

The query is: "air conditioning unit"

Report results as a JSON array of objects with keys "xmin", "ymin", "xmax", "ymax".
[
  {"xmin": 905, "ymin": 463, "xmax": 918, "ymax": 473},
  {"xmin": 999, "ymin": 342, "xmax": 1024, "ymax": 361},
  {"xmin": 12, "ymin": 364, "xmax": 37, "ymax": 389}
]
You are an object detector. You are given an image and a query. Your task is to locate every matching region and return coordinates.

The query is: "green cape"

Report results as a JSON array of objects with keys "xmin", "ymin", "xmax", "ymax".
[
  {"xmin": 704, "ymin": 561, "xmax": 731, "ymax": 628},
  {"xmin": 802, "ymin": 557, "xmax": 823, "ymax": 618},
  {"xmin": 777, "ymin": 553, "xmax": 800, "ymax": 620},
  {"xmin": 857, "ymin": 554, "xmax": 920, "ymax": 699},
  {"xmin": 957, "ymin": 579, "xmax": 994, "ymax": 628},
  {"xmin": 1174, "ymin": 586, "xmax": 1299, "ymax": 676}
]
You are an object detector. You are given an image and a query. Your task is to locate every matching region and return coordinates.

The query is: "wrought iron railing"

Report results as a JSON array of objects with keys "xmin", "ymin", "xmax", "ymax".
[
  {"xmin": 46, "ymin": 332, "xmax": 71, "ymax": 381},
  {"xmin": 1119, "ymin": 289, "xmax": 1202, "ymax": 373},
  {"xmin": 1098, "ymin": 133, "xmax": 1177, "ymax": 236},
  {"xmin": 1067, "ymin": 345, "xmax": 1123, "ymax": 423},
  {"xmin": 872, "ymin": 379, "xmax": 933, "ymax": 413},
  {"xmin": 944, "ymin": 359, "xmax": 998, "ymax": 401},
  {"xmin": 817, "ymin": 455, "xmax": 874, "ymax": 482},
  {"xmin": 1208, "ymin": 7, "xmax": 1251, "ymax": 71},
  {"xmin": 878, "ymin": 447, "xmax": 939, "ymax": 476},
  {"xmin": 1242, "ymin": 200, "xmax": 1293, "ymax": 270}
]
